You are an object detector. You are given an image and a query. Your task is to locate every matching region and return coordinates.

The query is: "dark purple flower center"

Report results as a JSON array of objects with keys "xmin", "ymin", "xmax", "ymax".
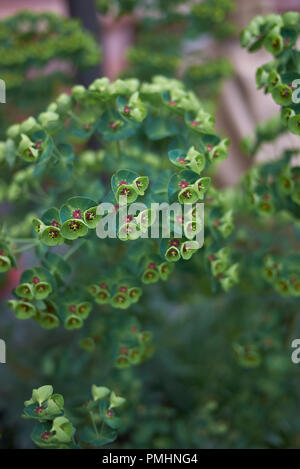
[
  {"xmin": 86, "ymin": 210, "xmax": 95, "ymax": 220},
  {"xmin": 49, "ymin": 228, "xmax": 59, "ymax": 239},
  {"xmin": 69, "ymin": 220, "xmax": 81, "ymax": 231},
  {"xmin": 179, "ymin": 180, "xmax": 188, "ymax": 189},
  {"xmin": 72, "ymin": 210, "xmax": 82, "ymax": 219},
  {"xmin": 170, "ymin": 239, "xmax": 180, "ymax": 247}
]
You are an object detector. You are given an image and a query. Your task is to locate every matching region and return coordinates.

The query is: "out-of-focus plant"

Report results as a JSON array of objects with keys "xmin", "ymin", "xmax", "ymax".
[
  {"xmin": 107, "ymin": 0, "xmax": 236, "ymax": 107},
  {"xmin": 0, "ymin": 10, "xmax": 101, "ymax": 136}
]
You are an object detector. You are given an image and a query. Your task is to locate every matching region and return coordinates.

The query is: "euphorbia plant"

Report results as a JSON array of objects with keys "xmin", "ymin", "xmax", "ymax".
[
  {"xmin": 0, "ymin": 74, "xmax": 235, "ymax": 447},
  {"xmin": 22, "ymin": 384, "xmax": 125, "ymax": 448},
  {"xmin": 0, "ymin": 10, "xmax": 101, "ymax": 137}
]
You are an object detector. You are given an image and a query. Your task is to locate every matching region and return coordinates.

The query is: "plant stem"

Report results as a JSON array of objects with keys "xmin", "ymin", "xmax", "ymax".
[
  {"xmin": 63, "ymin": 239, "xmax": 86, "ymax": 260},
  {"xmin": 89, "ymin": 411, "xmax": 99, "ymax": 437},
  {"xmin": 14, "ymin": 241, "xmax": 39, "ymax": 253},
  {"xmin": 11, "ymin": 238, "xmax": 36, "ymax": 243}
]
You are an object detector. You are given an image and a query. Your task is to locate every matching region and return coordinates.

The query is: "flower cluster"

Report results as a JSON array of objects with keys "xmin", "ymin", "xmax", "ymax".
[
  {"xmin": 262, "ymin": 255, "xmax": 300, "ymax": 297},
  {"xmin": 0, "ymin": 241, "xmax": 16, "ymax": 273},
  {"xmin": 88, "ymin": 281, "xmax": 142, "ymax": 310},
  {"xmin": 23, "ymin": 384, "xmax": 125, "ymax": 449},
  {"xmin": 113, "ymin": 326, "xmax": 154, "ymax": 369},
  {"xmin": 0, "ymin": 11, "xmax": 100, "ymax": 91},
  {"xmin": 240, "ymin": 12, "xmax": 300, "ymax": 136},
  {"xmin": 243, "ymin": 151, "xmax": 300, "ymax": 217},
  {"xmin": 207, "ymin": 247, "xmax": 239, "ymax": 292},
  {"xmin": 32, "ymin": 198, "xmax": 101, "ymax": 246}
]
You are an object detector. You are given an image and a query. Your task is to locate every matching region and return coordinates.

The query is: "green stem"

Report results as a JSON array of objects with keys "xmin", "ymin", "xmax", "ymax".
[
  {"xmin": 89, "ymin": 411, "xmax": 99, "ymax": 437},
  {"xmin": 68, "ymin": 110, "xmax": 84, "ymax": 125},
  {"xmin": 14, "ymin": 241, "xmax": 39, "ymax": 253},
  {"xmin": 63, "ymin": 239, "xmax": 86, "ymax": 260},
  {"xmin": 11, "ymin": 238, "xmax": 36, "ymax": 243}
]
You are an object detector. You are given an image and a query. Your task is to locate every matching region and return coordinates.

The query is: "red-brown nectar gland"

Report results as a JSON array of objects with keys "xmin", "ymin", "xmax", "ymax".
[
  {"xmin": 214, "ymin": 219, "xmax": 220, "ymax": 227},
  {"xmin": 281, "ymin": 88, "xmax": 290, "ymax": 97},
  {"xmin": 34, "ymin": 406, "xmax": 44, "ymax": 414},
  {"xmin": 100, "ymin": 282, "xmax": 108, "ymax": 290},
  {"xmin": 179, "ymin": 180, "xmax": 188, "ymax": 189},
  {"xmin": 126, "ymin": 215, "xmax": 133, "ymax": 223},
  {"xmin": 170, "ymin": 239, "xmax": 180, "ymax": 247},
  {"xmin": 72, "ymin": 209, "xmax": 82, "ymax": 219},
  {"xmin": 69, "ymin": 317, "xmax": 79, "ymax": 325},
  {"xmin": 168, "ymin": 248, "xmax": 178, "ymax": 257},
  {"xmin": 49, "ymin": 228, "xmax": 59, "ymax": 239},
  {"xmin": 178, "ymin": 157, "xmax": 186, "ymax": 165},
  {"xmin": 191, "ymin": 120, "xmax": 198, "ymax": 127},
  {"xmin": 119, "ymin": 286, "xmax": 128, "ymax": 293},
  {"xmin": 116, "ymin": 294, "xmax": 126, "ymax": 303},
  {"xmin": 109, "ymin": 121, "xmax": 119, "ymax": 130},
  {"xmin": 69, "ymin": 220, "xmax": 81, "ymax": 231},
  {"xmin": 146, "ymin": 271, "xmax": 155, "ymax": 279},
  {"xmin": 119, "ymin": 347, "xmax": 128, "ymax": 355},
  {"xmin": 168, "ymin": 100, "xmax": 176, "ymax": 107},
  {"xmin": 121, "ymin": 187, "xmax": 131, "ymax": 197},
  {"xmin": 41, "ymin": 432, "xmax": 52, "ymax": 440},
  {"xmin": 107, "ymin": 409, "xmax": 113, "ymax": 417},
  {"xmin": 206, "ymin": 144, "xmax": 214, "ymax": 152},
  {"xmin": 78, "ymin": 305, "xmax": 86, "ymax": 313},
  {"xmin": 98, "ymin": 291, "xmax": 108, "ymax": 300},
  {"xmin": 148, "ymin": 262, "xmax": 156, "ymax": 270},
  {"xmin": 35, "ymin": 140, "xmax": 42, "ymax": 149},
  {"xmin": 51, "ymin": 220, "xmax": 60, "ymax": 227},
  {"xmin": 208, "ymin": 254, "xmax": 215, "ymax": 262},
  {"xmin": 129, "ymin": 289, "xmax": 137, "ymax": 298},
  {"xmin": 32, "ymin": 276, "xmax": 40, "ymax": 284},
  {"xmin": 86, "ymin": 210, "xmax": 95, "ymax": 221},
  {"xmin": 182, "ymin": 189, "xmax": 192, "ymax": 199},
  {"xmin": 68, "ymin": 304, "xmax": 77, "ymax": 313},
  {"xmin": 123, "ymin": 105, "xmax": 130, "ymax": 115}
]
